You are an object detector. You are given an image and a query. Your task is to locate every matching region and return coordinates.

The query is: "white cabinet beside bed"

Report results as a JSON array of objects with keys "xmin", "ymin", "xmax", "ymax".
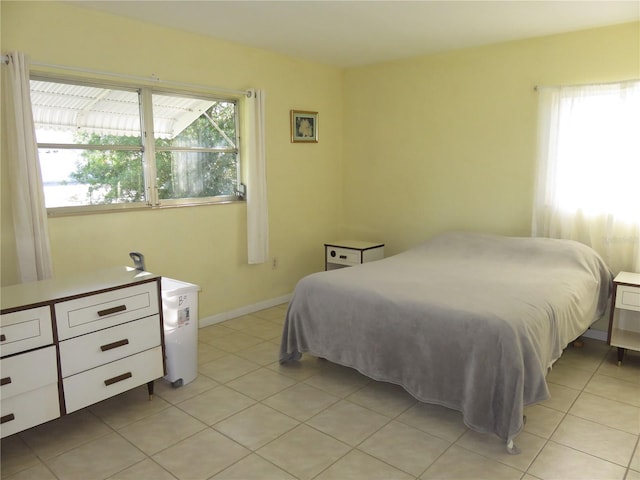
[{"xmin": 608, "ymin": 271, "xmax": 640, "ymax": 365}]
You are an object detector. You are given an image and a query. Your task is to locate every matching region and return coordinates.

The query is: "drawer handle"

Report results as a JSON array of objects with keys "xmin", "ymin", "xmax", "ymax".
[
  {"xmin": 0, "ymin": 413, "xmax": 15, "ymax": 424},
  {"xmin": 100, "ymin": 339, "xmax": 130, "ymax": 352},
  {"xmin": 104, "ymin": 372, "xmax": 132, "ymax": 386},
  {"xmin": 97, "ymin": 305, "xmax": 127, "ymax": 317},
  {"xmin": 0, "ymin": 334, "xmax": 5, "ymax": 342},
  {"xmin": 0, "ymin": 377, "xmax": 11, "ymax": 386},
  {"xmin": 339, "ymin": 255, "xmax": 347, "ymax": 259}
]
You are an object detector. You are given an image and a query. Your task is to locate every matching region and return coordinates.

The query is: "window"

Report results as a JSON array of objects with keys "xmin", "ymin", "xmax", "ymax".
[
  {"xmin": 533, "ymin": 80, "xmax": 640, "ymax": 273},
  {"xmin": 31, "ymin": 77, "xmax": 241, "ymax": 214}
]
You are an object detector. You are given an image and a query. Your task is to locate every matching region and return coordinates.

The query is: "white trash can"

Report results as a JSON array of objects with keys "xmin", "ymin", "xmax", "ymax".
[{"xmin": 161, "ymin": 277, "xmax": 200, "ymax": 387}]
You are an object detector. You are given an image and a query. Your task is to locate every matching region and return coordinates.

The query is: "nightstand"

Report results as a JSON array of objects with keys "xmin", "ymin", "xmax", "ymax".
[
  {"xmin": 325, "ymin": 240, "xmax": 384, "ymax": 271},
  {"xmin": 607, "ymin": 271, "xmax": 640, "ymax": 365}
]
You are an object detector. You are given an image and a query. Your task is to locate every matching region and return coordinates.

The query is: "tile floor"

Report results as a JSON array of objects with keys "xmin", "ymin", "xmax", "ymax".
[{"xmin": 2, "ymin": 304, "xmax": 639, "ymax": 480}]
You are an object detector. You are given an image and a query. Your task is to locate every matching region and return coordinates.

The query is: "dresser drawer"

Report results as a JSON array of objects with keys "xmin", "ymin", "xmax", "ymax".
[
  {"xmin": 326, "ymin": 246, "xmax": 361, "ymax": 266},
  {"xmin": 616, "ymin": 285, "xmax": 640, "ymax": 312},
  {"xmin": 63, "ymin": 346, "xmax": 163, "ymax": 413},
  {"xmin": 55, "ymin": 282, "xmax": 160, "ymax": 340},
  {"xmin": 59, "ymin": 315, "xmax": 161, "ymax": 377},
  {"xmin": 0, "ymin": 346, "xmax": 58, "ymax": 400},
  {"xmin": 0, "ymin": 306, "xmax": 53, "ymax": 357},
  {"xmin": 1, "ymin": 383, "xmax": 60, "ymax": 438}
]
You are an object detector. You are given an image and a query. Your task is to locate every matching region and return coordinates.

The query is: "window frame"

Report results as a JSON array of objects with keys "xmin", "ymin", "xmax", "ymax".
[{"xmin": 31, "ymin": 74, "xmax": 244, "ymax": 217}]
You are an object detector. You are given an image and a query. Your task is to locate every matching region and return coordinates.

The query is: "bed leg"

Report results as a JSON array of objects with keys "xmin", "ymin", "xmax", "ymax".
[{"xmin": 506, "ymin": 438, "xmax": 521, "ymax": 455}]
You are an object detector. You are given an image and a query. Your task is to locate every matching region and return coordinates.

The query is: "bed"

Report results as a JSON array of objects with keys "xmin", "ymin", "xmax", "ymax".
[{"xmin": 279, "ymin": 232, "xmax": 612, "ymax": 452}]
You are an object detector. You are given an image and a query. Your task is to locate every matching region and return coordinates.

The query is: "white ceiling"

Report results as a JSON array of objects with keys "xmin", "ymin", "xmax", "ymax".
[{"xmin": 71, "ymin": 1, "xmax": 640, "ymax": 68}]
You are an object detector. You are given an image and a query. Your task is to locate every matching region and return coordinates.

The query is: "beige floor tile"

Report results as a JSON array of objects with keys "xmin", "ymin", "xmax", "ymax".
[
  {"xmin": 211, "ymin": 453, "xmax": 296, "ymax": 479},
  {"xmin": 117, "ymin": 406, "xmax": 207, "ymax": 455},
  {"xmin": 45, "ymin": 432, "xmax": 145, "ymax": 480},
  {"xmin": 359, "ymin": 420, "xmax": 450, "ymax": 476},
  {"xmin": 597, "ymin": 350, "xmax": 640, "ymax": 384},
  {"xmin": 528, "ymin": 441, "xmax": 626, "ymax": 480},
  {"xmin": 554, "ymin": 341, "xmax": 609, "ymax": 372},
  {"xmin": 347, "ymin": 381, "xmax": 417, "ymax": 418},
  {"xmin": 315, "ymin": 449, "xmax": 413, "ymax": 480},
  {"xmin": 303, "ymin": 362, "xmax": 371, "ymax": 397},
  {"xmin": 455, "ymin": 430, "xmax": 545, "ymax": 472},
  {"xmin": 306, "ymin": 399, "xmax": 389, "ymax": 446},
  {"xmin": 263, "ymin": 382, "xmax": 340, "ymax": 421},
  {"xmin": 197, "ymin": 342, "xmax": 228, "ymax": 364},
  {"xmin": 551, "ymin": 414, "xmax": 637, "ymax": 466},
  {"xmin": 421, "ymin": 444, "xmax": 523, "ymax": 480},
  {"xmin": 202, "ymin": 330, "xmax": 264, "ymax": 353},
  {"xmin": 198, "ymin": 324, "xmax": 236, "ymax": 342},
  {"xmin": 226, "ymin": 367, "xmax": 297, "ymax": 400},
  {"xmin": 177, "ymin": 384, "xmax": 256, "ymax": 425},
  {"xmin": 257, "ymin": 424, "xmax": 350, "ymax": 480},
  {"xmin": 107, "ymin": 458, "xmax": 176, "ymax": 480},
  {"xmin": 153, "ymin": 428, "xmax": 250, "ymax": 479},
  {"xmin": 214, "ymin": 403, "xmax": 298, "ymax": 450},
  {"xmin": 19, "ymin": 409, "xmax": 111, "ymax": 459},
  {"xmin": 396, "ymin": 402, "xmax": 468, "ymax": 443},
  {"xmin": 198, "ymin": 353, "xmax": 260, "ymax": 383},
  {"xmin": 270, "ymin": 354, "xmax": 327, "ymax": 381},
  {"xmin": 522, "ymin": 404, "xmax": 565, "ymax": 439},
  {"xmin": 627, "ymin": 469, "xmax": 640, "ymax": 480},
  {"xmin": 540, "ymin": 382, "xmax": 581, "ymax": 412},
  {"xmin": 631, "ymin": 443, "xmax": 640, "ymax": 470},
  {"xmin": 222, "ymin": 314, "xmax": 273, "ymax": 331},
  {"xmin": 546, "ymin": 363, "xmax": 594, "ymax": 390},
  {"xmin": 2, "ymin": 461, "xmax": 58, "ymax": 480},
  {"xmin": 235, "ymin": 341, "xmax": 281, "ymax": 365},
  {"xmin": 585, "ymin": 374, "xmax": 640, "ymax": 407},
  {"xmin": 569, "ymin": 391, "xmax": 640, "ymax": 435},
  {"xmin": 0, "ymin": 435, "xmax": 41, "ymax": 478},
  {"xmin": 154, "ymin": 374, "xmax": 219, "ymax": 405},
  {"xmin": 88, "ymin": 385, "xmax": 171, "ymax": 429},
  {"xmin": 252, "ymin": 305, "xmax": 288, "ymax": 322}
]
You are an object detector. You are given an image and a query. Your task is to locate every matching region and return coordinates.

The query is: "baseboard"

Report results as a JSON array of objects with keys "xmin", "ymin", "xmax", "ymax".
[
  {"xmin": 199, "ymin": 294, "xmax": 292, "ymax": 328},
  {"xmin": 581, "ymin": 328, "xmax": 608, "ymax": 342}
]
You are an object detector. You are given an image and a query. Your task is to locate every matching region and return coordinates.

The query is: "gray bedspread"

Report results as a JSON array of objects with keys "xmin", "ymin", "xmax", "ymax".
[{"xmin": 279, "ymin": 232, "xmax": 612, "ymax": 444}]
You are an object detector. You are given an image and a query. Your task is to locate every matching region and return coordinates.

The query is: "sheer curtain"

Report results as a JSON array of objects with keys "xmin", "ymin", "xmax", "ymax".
[
  {"xmin": 245, "ymin": 89, "xmax": 269, "ymax": 264},
  {"xmin": 2, "ymin": 51, "xmax": 53, "ymax": 281},
  {"xmin": 532, "ymin": 80, "xmax": 640, "ymax": 274}
]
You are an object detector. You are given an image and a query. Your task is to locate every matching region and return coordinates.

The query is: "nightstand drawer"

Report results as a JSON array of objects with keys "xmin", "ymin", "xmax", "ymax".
[
  {"xmin": 0, "ymin": 306, "xmax": 53, "ymax": 357},
  {"xmin": 615, "ymin": 285, "xmax": 640, "ymax": 312},
  {"xmin": 0, "ymin": 346, "xmax": 58, "ymax": 400},
  {"xmin": 63, "ymin": 346, "xmax": 164, "ymax": 413},
  {"xmin": 55, "ymin": 282, "xmax": 160, "ymax": 340},
  {"xmin": 0, "ymin": 383, "xmax": 60, "ymax": 438},
  {"xmin": 59, "ymin": 315, "xmax": 161, "ymax": 377},
  {"xmin": 326, "ymin": 246, "xmax": 361, "ymax": 266}
]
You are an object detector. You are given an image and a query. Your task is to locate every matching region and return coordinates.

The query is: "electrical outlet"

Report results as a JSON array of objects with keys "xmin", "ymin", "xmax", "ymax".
[{"xmin": 272, "ymin": 257, "xmax": 278, "ymax": 269}]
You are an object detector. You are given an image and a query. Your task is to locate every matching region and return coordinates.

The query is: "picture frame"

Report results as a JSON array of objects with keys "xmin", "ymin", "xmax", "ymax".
[{"xmin": 290, "ymin": 110, "xmax": 318, "ymax": 143}]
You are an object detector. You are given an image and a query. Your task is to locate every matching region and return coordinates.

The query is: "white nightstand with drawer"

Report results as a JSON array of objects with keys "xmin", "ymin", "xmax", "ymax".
[
  {"xmin": 325, "ymin": 240, "xmax": 384, "ymax": 271},
  {"xmin": 607, "ymin": 271, "xmax": 640, "ymax": 365}
]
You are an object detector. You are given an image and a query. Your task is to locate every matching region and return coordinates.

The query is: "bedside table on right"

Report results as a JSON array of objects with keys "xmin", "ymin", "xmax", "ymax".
[{"xmin": 607, "ymin": 271, "xmax": 640, "ymax": 365}]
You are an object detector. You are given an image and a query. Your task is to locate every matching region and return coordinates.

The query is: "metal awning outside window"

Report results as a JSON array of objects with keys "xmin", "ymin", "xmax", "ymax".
[{"xmin": 30, "ymin": 80, "xmax": 215, "ymax": 140}]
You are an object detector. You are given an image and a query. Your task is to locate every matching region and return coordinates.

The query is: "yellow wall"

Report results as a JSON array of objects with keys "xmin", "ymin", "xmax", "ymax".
[
  {"xmin": 343, "ymin": 22, "xmax": 640, "ymax": 255},
  {"xmin": 2, "ymin": 2, "xmax": 638, "ymax": 321},
  {"xmin": 0, "ymin": 1, "xmax": 344, "ymax": 318}
]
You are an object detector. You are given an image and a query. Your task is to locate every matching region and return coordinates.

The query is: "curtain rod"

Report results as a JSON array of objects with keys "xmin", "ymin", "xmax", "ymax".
[
  {"xmin": 534, "ymin": 78, "xmax": 640, "ymax": 91},
  {"xmin": 1, "ymin": 54, "xmax": 252, "ymax": 98}
]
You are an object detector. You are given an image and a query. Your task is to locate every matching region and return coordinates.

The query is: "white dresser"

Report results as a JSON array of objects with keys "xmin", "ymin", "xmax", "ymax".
[{"xmin": 0, "ymin": 267, "xmax": 166, "ymax": 437}]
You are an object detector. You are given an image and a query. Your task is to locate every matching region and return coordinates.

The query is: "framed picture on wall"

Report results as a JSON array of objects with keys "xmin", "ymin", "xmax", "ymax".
[{"xmin": 290, "ymin": 110, "xmax": 318, "ymax": 143}]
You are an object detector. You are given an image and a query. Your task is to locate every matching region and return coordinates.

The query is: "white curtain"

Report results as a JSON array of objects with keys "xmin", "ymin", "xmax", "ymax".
[
  {"xmin": 2, "ymin": 52, "xmax": 53, "ymax": 281},
  {"xmin": 532, "ymin": 81, "xmax": 640, "ymax": 274},
  {"xmin": 245, "ymin": 89, "xmax": 269, "ymax": 264}
]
